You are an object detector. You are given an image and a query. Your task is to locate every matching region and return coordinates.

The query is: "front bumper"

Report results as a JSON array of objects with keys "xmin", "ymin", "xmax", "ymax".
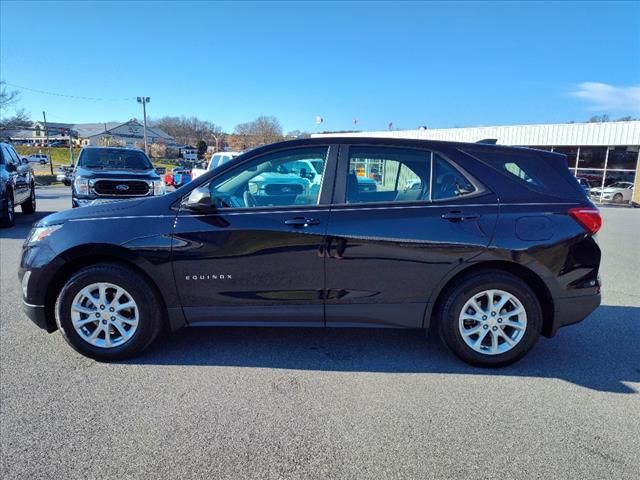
[{"xmin": 22, "ymin": 301, "xmax": 55, "ymax": 332}]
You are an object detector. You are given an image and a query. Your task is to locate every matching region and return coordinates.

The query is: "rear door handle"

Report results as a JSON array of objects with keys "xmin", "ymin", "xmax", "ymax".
[
  {"xmin": 284, "ymin": 217, "xmax": 321, "ymax": 227},
  {"xmin": 441, "ymin": 211, "xmax": 480, "ymax": 222}
]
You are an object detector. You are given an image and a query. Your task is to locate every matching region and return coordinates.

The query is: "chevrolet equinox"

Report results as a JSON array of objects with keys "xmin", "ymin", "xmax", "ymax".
[{"xmin": 19, "ymin": 138, "xmax": 602, "ymax": 367}]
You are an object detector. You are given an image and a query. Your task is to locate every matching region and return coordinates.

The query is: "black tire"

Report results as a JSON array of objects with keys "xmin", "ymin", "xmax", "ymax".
[
  {"xmin": 55, "ymin": 263, "xmax": 163, "ymax": 361},
  {"xmin": 0, "ymin": 191, "xmax": 15, "ymax": 227},
  {"xmin": 21, "ymin": 185, "xmax": 36, "ymax": 214},
  {"xmin": 40, "ymin": 160, "xmax": 46, "ymax": 165},
  {"xmin": 613, "ymin": 193, "xmax": 623, "ymax": 204},
  {"xmin": 437, "ymin": 270, "xmax": 542, "ymax": 368}
]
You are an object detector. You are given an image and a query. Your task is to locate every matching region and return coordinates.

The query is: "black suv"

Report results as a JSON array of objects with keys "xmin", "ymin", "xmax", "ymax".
[
  {"xmin": 19, "ymin": 138, "xmax": 602, "ymax": 367},
  {"xmin": 71, "ymin": 146, "xmax": 165, "ymax": 207},
  {"xmin": 1, "ymin": 142, "xmax": 36, "ymax": 227}
]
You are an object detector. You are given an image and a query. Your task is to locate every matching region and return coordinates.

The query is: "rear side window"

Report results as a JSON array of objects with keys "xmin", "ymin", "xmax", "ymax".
[{"xmin": 460, "ymin": 146, "xmax": 585, "ymax": 198}]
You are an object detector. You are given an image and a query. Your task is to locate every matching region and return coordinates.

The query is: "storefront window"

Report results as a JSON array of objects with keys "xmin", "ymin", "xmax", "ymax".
[
  {"xmin": 577, "ymin": 147, "xmax": 608, "ymax": 169},
  {"xmin": 607, "ymin": 146, "xmax": 639, "ymax": 170},
  {"xmin": 576, "ymin": 169, "xmax": 604, "ymax": 189}
]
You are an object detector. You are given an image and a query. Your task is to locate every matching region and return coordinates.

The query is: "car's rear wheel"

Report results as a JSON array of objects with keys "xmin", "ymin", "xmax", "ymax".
[
  {"xmin": 438, "ymin": 271, "xmax": 542, "ymax": 367},
  {"xmin": 613, "ymin": 193, "xmax": 623, "ymax": 203},
  {"xmin": 0, "ymin": 192, "xmax": 15, "ymax": 227},
  {"xmin": 55, "ymin": 263, "xmax": 162, "ymax": 361},
  {"xmin": 21, "ymin": 185, "xmax": 36, "ymax": 213}
]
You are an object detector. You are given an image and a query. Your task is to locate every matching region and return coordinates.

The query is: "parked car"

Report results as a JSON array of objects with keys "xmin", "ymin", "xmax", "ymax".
[
  {"xmin": 1, "ymin": 142, "xmax": 36, "ymax": 227},
  {"xmin": 23, "ymin": 154, "xmax": 50, "ymax": 165},
  {"xmin": 71, "ymin": 146, "xmax": 165, "ymax": 208},
  {"xmin": 19, "ymin": 138, "xmax": 602, "ymax": 367},
  {"xmin": 164, "ymin": 167, "xmax": 192, "ymax": 188},
  {"xmin": 191, "ymin": 151, "xmax": 242, "ymax": 180},
  {"xmin": 589, "ymin": 181, "xmax": 633, "ymax": 203},
  {"xmin": 56, "ymin": 165, "xmax": 75, "ymax": 185}
]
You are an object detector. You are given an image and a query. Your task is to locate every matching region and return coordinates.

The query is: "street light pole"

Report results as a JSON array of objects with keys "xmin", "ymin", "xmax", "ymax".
[{"xmin": 136, "ymin": 97, "xmax": 150, "ymax": 155}]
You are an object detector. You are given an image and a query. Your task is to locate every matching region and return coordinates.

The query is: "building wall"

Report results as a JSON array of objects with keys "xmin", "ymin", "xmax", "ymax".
[{"xmin": 312, "ymin": 121, "xmax": 640, "ymax": 147}]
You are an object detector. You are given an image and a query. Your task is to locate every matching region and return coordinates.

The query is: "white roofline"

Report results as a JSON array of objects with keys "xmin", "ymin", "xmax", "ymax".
[{"xmin": 312, "ymin": 121, "xmax": 640, "ymax": 146}]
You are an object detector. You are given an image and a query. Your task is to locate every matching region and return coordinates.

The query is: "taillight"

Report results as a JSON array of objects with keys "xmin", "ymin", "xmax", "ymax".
[{"xmin": 568, "ymin": 207, "xmax": 602, "ymax": 235}]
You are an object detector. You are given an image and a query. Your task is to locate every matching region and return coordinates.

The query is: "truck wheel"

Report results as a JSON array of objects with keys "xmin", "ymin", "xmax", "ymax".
[
  {"xmin": 0, "ymin": 192, "xmax": 15, "ymax": 227},
  {"xmin": 438, "ymin": 270, "xmax": 542, "ymax": 367},
  {"xmin": 21, "ymin": 186, "xmax": 36, "ymax": 214},
  {"xmin": 55, "ymin": 263, "xmax": 163, "ymax": 361}
]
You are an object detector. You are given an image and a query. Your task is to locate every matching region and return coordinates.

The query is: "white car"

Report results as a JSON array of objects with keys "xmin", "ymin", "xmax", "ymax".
[
  {"xmin": 191, "ymin": 151, "xmax": 242, "ymax": 180},
  {"xmin": 590, "ymin": 181, "xmax": 634, "ymax": 203},
  {"xmin": 23, "ymin": 154, "xmax": 50, "ymax": 165}
]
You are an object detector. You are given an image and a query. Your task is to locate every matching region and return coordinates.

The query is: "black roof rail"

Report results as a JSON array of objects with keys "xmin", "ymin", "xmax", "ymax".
[{"xmin": 476, "ymin": 138, "xmax": 498, "ymax": 144}]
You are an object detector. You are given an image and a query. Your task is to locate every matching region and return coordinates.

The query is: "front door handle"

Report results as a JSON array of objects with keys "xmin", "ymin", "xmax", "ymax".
[
  {"xmin": 441, "ymin": 211, "xmax": 480, "ymax": 222},
  {"xmin": 284, "ymin": 217, "xmax": 320, "ymax": 228}
]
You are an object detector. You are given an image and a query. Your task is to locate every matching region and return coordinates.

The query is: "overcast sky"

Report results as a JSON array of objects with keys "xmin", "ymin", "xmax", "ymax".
[{"xmin": 1, "ymin": 0, "xmax": 639, "ymax": 132}]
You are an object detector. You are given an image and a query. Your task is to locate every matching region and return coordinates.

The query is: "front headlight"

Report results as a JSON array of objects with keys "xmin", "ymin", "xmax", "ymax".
[
  {"xmin": 74, "ymin": 177, "xmax": 89, "ymax": 195},
  {"xmin": 152, "ymin": 180, "xmax": 166, "ymax": 195},
  {"xmin": 27, "ymin": 224, "xmax": 62, "ymax": 244}
]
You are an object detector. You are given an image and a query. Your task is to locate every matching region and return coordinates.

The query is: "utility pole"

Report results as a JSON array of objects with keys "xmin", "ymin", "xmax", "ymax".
[
  {"xmin": 137, "ymin": 97, "xmax": 150, "ymax": 155},
  {"xmin": 42, "ymin": 111, "xmax": 54, "ymax": 175}
]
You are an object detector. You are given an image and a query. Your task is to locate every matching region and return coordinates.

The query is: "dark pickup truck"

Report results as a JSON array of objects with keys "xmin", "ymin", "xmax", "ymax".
[{"xmin": 71, "ymin": 146, "xmax": 166, "ymax": 207}]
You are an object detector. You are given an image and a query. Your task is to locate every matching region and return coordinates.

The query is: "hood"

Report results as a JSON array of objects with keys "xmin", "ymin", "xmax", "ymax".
[{"xmin": 35, "ymin": 192, "xmax": 178, "ymax": 227}]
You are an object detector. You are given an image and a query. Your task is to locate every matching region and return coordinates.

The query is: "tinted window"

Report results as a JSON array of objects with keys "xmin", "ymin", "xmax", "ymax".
[
  {"xmin": 346, "ymin": 147, "xmax": 430, "ymax": 204},
  {"xmin": 78, "ymin": 148, "xmax": 153, "ymax": 170},
  {"xmin": 461, "ymin": 146, "xmax": 585, "ymax": 198},
  {"xmin": 194, "ymin": 147, "xmax": 328, "ymax": 209},
  {"xmin": 432, "ymin": 156, "xmax": 476, "ymax": 200}
]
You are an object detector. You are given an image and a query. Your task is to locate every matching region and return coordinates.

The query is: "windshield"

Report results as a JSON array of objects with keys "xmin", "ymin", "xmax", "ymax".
[{"xmin": 78, "ymin": 148, "xmax": 153, "ymax": 170}]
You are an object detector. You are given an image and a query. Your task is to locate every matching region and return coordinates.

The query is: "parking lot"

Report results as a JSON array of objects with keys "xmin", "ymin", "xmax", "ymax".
[{"xmin": 1, "ymin": 187, "xmax": 639, "ymax": 479}]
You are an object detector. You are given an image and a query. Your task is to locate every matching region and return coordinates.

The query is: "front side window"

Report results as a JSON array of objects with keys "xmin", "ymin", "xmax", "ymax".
[{"xmin": 186, "ymin": 147, "xmax": 328, "ymax": 210}]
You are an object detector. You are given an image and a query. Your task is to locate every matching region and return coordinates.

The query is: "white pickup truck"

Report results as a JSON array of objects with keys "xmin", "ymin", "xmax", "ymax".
[{"xmin": 191, "ymin": 151, "xmax": 242, "ymax": 180}]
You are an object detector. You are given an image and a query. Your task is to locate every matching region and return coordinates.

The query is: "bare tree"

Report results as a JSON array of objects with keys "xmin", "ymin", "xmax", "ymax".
[
  {"xmin": 232, "ymin": 115, "xmax": 283, "ymax": 149},
  {"xmin": 151, "ymin": 116, "xmax": 223, "ymax": 146},
  {"xmin": 0, "ymin": 81, "xmax": 30, "ymax": 131}
]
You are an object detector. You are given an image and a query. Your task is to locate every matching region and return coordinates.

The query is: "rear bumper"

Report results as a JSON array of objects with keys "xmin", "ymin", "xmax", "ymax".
[
  {"xmin": 549, "ymin": 292, "xmax": 601, "ymax": 336},
  {"xmin": 23, "ymin": 301, "xmax": 56, "ymax": 333}
]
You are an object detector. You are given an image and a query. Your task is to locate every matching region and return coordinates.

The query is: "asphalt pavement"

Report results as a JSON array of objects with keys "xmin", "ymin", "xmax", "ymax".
[{"xmin": 1, "ymin": 187, "xmax": 639, "ymax": 479}]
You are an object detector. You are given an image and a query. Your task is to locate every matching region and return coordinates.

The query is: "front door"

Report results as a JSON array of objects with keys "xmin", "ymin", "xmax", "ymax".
[
  {"xmin": 172, "ymin": 145, "xmax": 337, "ymax": 326},
  {"xmin": 324, "ymin": 144, "xmax": 499, "ymax": 328}
]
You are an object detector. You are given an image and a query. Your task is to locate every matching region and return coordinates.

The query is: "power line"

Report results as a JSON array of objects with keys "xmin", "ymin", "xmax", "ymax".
[{"xmin": 3, "ymin": 81, "xmax": 135, "ymax": 102}]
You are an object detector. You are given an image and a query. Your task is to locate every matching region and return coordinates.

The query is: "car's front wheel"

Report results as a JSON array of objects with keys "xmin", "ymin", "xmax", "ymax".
[
  {"xmin": 438, "ymin": 271, "xmax": 542, "ymax": 367},
  {"xmin": 55, "ymin": 263, "xmax": 163, "ymax": 361}
]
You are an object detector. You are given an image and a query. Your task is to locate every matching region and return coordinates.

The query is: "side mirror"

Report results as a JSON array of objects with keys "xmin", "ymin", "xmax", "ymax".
[
  {"xmin": 6, "ymin": 162, "xmax": 17, "ymax": 172},
  {"xmin": 184, "ymin": 186, "xmax": 213, "ymax": 210},
  {"xmin": 22, "ymin": 158, "xmax": 29, "ymax": 165}
]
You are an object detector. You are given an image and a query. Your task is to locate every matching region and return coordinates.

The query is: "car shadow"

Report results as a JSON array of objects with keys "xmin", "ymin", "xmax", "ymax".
[{"xmin": 131, "ymin": 305, "xmax": 639, "ymax": 394}]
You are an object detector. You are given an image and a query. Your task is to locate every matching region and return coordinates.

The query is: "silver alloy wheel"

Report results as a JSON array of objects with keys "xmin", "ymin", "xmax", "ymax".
[
  {"xmin": 458, "ymin": 289, "xmax": 527, "ymax": 355},
  {"xmin": 70, "ymin": 282, "xmax": 139, "ymax": 348}
]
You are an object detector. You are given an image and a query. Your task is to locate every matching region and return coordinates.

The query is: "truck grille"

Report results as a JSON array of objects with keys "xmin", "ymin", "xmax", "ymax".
[{"xmin": 93, "ymin": 180, "xmax": 150, "ymax": 196}]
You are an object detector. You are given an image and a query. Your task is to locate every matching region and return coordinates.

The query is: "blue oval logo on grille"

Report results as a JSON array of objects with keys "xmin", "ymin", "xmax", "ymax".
[{"xmin": 116, "ymin": 184, "xmax": 129, "ymax": 191}]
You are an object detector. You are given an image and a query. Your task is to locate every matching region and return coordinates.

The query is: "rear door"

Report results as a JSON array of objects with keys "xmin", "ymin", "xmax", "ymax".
[
  {"xmin": 324, "ymin": 143, "xmax": 499, "ymax": 328},
  {"xmin": 171, "ymin": 144, "xmax": 338, "ymax": 326}
]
